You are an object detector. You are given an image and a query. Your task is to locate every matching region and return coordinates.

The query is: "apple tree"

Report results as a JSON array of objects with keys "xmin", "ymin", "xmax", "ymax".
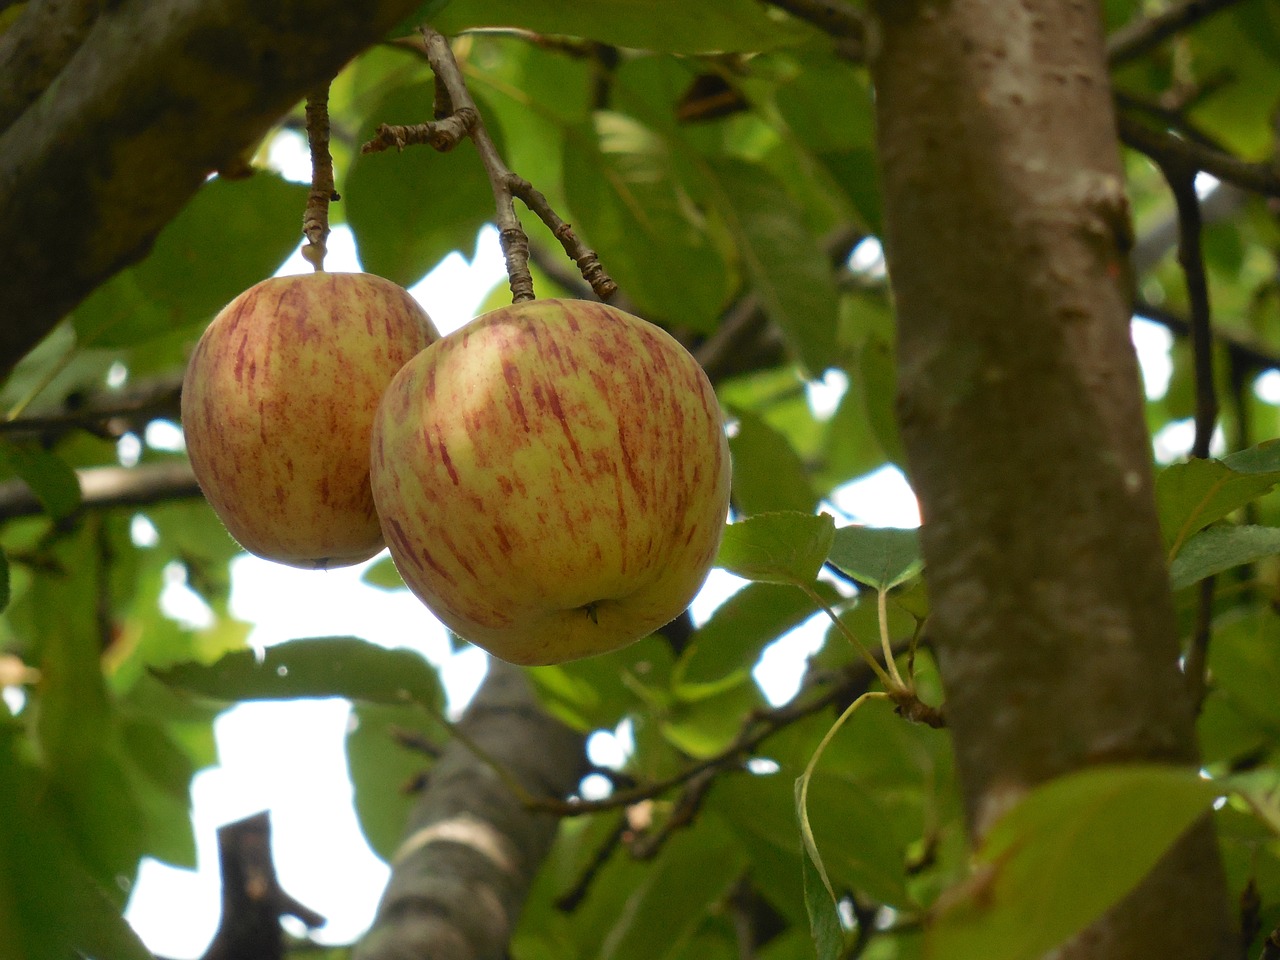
[{"xmin": 2, "ymin": 1, "xmax": 1280, "ymax": 959}]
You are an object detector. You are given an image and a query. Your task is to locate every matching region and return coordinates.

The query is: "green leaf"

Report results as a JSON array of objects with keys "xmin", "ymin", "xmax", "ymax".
[
  {"xmin": 72, "ymin": 174, "xmax": 307, "ymax": 348},
  {"xmin": 715, "ymin": 512, "xmax": 835, "ymax": 585},
  {"xmin": 0, "ymin": 548, "xmax": 9, "ymax": 614},
  {"xmin": 433, "ymin": 0, "xmax": 816, "ymax": 54},
  {"xmin": 0, "ymin": 443, "xmax": 81, "ymax": 521},
  {"xmin": 707, "ymin": 159, "xmax": 840, "ymax": 377},
  {"xmin": 154, "ymin": 636, "xmax": 445, "ymax": 708},
  {"xmin": 827, "ymin": 526, "xmax": 922, "ymax": 591},
  {"xmin": 860, "ymin": 335, "xmax": 905, "ymax": 465},
  {"xmin": 361, "ymin": 556, "xmax": 406, "ymax": 590},
  {"xmin": 799, "ymin": 824, "xmax": 846, "ymax": 960},
  {"xmin": 1156, "ymin": 456, "xmax": 1280, "ymax": 553},
  {"xmin": 563, "ymin": 112, "xmax": 730, "ymax": 330},
  {"xmin": 347, "ymin": 82, "xmax": 503, "ymax": 286},
  {"xmin": 927, "ymin": 765, "xmax": 1220, "ymax": 960},
  {"xmin": 1169, "ymin": 525, "xmax": 1280, "ymax": 590},
  {"xmin": 727, "ymin": 407, "xmax": 819, "ymax": 515}
]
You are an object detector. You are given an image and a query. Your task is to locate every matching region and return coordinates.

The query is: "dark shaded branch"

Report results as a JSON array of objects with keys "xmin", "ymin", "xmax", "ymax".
[
  {"xmin": 201, "ymin": 812, "xmax": 324, "ymax": 960},
  {"xmin": 353, "ymin": 661, "xmax": 586, "ymax": 960},
  {"xmin": 0, "ymin": 461, "xmax": 200, "ymax": 521},
  {"xmin": 0, "ymin": 0, "xmax": 101, "ymax": 132},
  {"xmin": 766, "ymin": 0, "xmax": 866, "ymax": 58},
  {"xmin": 1117, "ymin": 113, "xmax": 1280, "ymax": 199},
  {"xmin": 1159, "ymin": 163, "xmax": 1217, "ymax": 458},
  {"xmin": 1106, "ymin": 0, "xmax": 1249, "ymax": 65},
  {"xmin": 0, "ymin": 375, "xmax": 183, "ymax": 440},
  {"xmin": 0, "ymin": 0, "xmax": 427, "ymax": 381}
]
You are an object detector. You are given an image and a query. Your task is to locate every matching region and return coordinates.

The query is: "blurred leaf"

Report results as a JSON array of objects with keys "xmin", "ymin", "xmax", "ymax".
[
  {"xmin": 434, "ymin": 0, "xmax": 815, "ymax": 53},
  {"xmin": 155, "ymin": 637, "xmax": 444, "ymax": 708},
  {"xmin": 361, "ymin": 556, "xmax": 406, "ymax": 590},
  {"xmin": 347, "ymin": 82, "xmax": 503, "ymax": 286},
  {"xmin": 827, "ymin": 525, "xmax": 922, "ymax": 590},
  {"xmin": 0, "ymin": 442, "xmax": 81, "ymax": 520},
  {"xmin": 799, "ymin": 807, "xmax": 846, "ymax": 960},
  {"xmin": 563, "ymin": 112, "xmax": 730, "ymax": 329},
  {"xmin": 120, "ymin": 716, "xmax": 198, "ymax": 869},
  {"xmin": 0, "ymin": 548, "xmax": 8, "ymax": 613},
  {"xmin": 348, "ymin": 702, "xmax": 443, "ymax": 862},
  {"xmin": 72, "ymin": 174, "xmax": 306, "ymax": 348},
  {"xmin": 707, "ymin": 159, "xmax": 840, "ymax": 376},
  {"xmin": 1169, "ymin": 525, "xmax": 1280, "ymax": 590},
  {"xmin": 1156, "ymin": 455, "xmax": 1280, "ymax": 552},
  {"xmin": 860, "ymin": 335, "xmax": 905, "ymax": 465},
  {"xmin": 728, "ymin": 406, "xmax": 819, "ymax": 515},
  {"xmin": 927, "ymin": 765, "xmax": 1219, "ymax": 960},
  {"xmin": 594, "ymin": 815, "xmax": 747, "ymax": 960},
  {"xmin": 716, "ymin": 512, "xmax": 835, "ymax": 585},
  {"xmin": 528, "ymin": 635, "xmax": 674, "ymax": 731},
  {"xmin": 662, "ymin": 679, "xmax": 765, "ymax": 759}
]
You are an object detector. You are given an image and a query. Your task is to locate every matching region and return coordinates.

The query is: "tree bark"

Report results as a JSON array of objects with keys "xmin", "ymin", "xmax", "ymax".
[
  {"xmin": 354, "ymin": 661, "xmax": 586, "ymax": 960},
  {"xmin": 869, "ymin": 1, "xmax": 1236, "ymax": 956},
  {"xmin": 0, "ymin": 0, "xmax": 423, "ymax": 380}
]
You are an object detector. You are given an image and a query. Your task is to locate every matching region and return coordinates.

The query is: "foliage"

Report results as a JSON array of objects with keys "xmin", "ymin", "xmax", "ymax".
[{"xmin": 4, "ymin": 1, "xmax": 1280, "ymax": 958}]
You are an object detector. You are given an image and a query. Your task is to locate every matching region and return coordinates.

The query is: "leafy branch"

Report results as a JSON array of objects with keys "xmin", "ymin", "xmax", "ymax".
[{"xmin": 361, "ymin": 27, "xmax": 616, "ymax": 304}]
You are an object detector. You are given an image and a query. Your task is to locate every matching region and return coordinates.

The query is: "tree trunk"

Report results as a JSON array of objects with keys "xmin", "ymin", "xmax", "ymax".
[{"xmin": 869, "ymin": 1, "xmax": 1236, "ymax": 955}]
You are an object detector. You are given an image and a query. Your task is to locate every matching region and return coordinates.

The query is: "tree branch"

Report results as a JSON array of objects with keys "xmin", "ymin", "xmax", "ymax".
[
  {"xmin": 0, "ymin": 0, "xmax": 426, "ymax": 381},
  {"xmin": 1117, "ymin": 113, "xmax": 1280, "ymax": 199},
  {"xmin": 353, "ymin": 661, "xmax": 586, "ymax": 960},
  {"xmin": 1106, "ymin": 0, "xmax": 1249, "ymax": 65},
  {"xmin": 0, "ymin": 461, "xmax": 201, "ymax": 521},
  {"xmin": 0, "ymin": 0, "xmax": 102, "ymax": 132}
]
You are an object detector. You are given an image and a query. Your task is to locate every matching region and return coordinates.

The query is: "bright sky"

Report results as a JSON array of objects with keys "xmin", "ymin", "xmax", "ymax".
[{"xmin": 120, "ymin": 133, "xmax": 1201, "ymax": 957}]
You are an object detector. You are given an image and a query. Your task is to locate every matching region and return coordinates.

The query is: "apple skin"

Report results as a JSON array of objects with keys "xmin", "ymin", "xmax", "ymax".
[
  {"xmin": 370, "ymin": 298, "xmax": 732, "ymax": 665},
  {"xmin": 181, "ymin": 272, "xmax": 438, "ymax": 568}
]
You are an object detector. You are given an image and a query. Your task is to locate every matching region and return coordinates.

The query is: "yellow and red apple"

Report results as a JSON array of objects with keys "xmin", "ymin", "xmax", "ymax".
[
  {"xmin": 182, "ymin": 272, "xmax": 438, "ymax": 568},
  {"xmin": 370, "ymin": 298, "xmax": 731, "ymax": 665}
]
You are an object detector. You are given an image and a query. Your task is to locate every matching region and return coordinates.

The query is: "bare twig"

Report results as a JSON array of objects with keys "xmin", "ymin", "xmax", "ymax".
[
  {"xmin": 524, "ymin": 657, "xmax": 917, "ymax": 817},
  {"xmin": 1107, "ymin": 0, "xmax": 1249, "ymax": 65},
  {"xmin": 0, "ymin": 376, "xmax": 184, "ymax": 440},
  {"xmin": 1117, "ymin": 114, "xmax": 1280, "ymax": 199},
  {"xmin": 553, "ymin": 815, "xmax": 627, "ymax": 912},
  {"xmin": 359, "ymin": 27, "xmax": 617, "ymax": 303},
  {"xmin": 628, "ymin": 767, "xmax": 718, "ymax": 860},
  {"xmin": 302, "ymin": 86, "xmax": 336, "ymax": 271},
  {"xmin": 1159, "ymin": 164, "xmax": 1217, "ymax": 458},
  {"xmin": 0, "ymin": 461, "xmax": 201, "ymax": 521}
]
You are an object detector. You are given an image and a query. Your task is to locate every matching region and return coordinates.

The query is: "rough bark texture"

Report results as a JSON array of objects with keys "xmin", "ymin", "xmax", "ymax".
[
  {"xmin": 869, "ymin": 1, "xmax": 1236, "ymax": 956},
  {"xmin": 354, "ymin": 661, "xmax": 587, "ymax": 960},
  {"xmin": 0, "ymin": 0, "xmax": 423, "ymax": 380}
]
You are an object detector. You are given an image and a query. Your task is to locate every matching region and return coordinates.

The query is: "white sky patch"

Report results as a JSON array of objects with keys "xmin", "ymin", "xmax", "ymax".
[
  {"xmin": 1131, "ymin": 317, "xmax": 1174, "ymax": 400},
  {"xmin": 1255, "ymin": 370, "xmax": 1280, "ymax": 405},
  {"xmin": 145, "ymin": 419, "xmax": 186, "ymax": 452},
  {"xmin": 831, "ymin": 465, "xmax": 921, "ymax": 528},
  {"xmin": 806, "ymin": 368, "xmax": 849, "ymax": 420},
  {"xmin": 1153, "ymin": 418, "xmax": 1226, "ymax": 463},
  {"xmin": 130, "ymin": 514, "xmax": 160, "ymax": 548}
]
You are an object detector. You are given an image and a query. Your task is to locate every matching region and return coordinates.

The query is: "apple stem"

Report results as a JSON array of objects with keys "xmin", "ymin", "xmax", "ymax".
[
  {"xmin": 302, "ymin": 84, "xmax": 336, "ymax": 273},
  {"xmin": 359, "ymin": 28, "xmax": 618, "ymax": 304}
]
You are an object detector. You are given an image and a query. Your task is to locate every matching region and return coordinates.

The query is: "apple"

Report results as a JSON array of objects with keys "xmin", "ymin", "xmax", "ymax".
[
  {"xmin": 181, "ymin": 272, "xmax": 438, "ymax": 568},
  {"xmin": 369, "ymin": 298, "xmax": 732, "ymax": 665}
]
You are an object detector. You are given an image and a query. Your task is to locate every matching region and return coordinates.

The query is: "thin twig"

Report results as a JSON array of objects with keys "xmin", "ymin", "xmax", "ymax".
[
  {"xmin": 302, "ymin": 86, "xmax": 336, "ymax": 271},
  {"xmin": 1134, "ymin": 299, "xmax": 1280, "ymax": 374},
  {"xmin": 554, "ymin": 815, "xmax": 627, "ymax": 911},
  {"xmin": 1117, "ymin": 114, "xmax": 1280, "ymax": 199},
  {"xmin": 1159, "ymin": 165, "xmax": 1217, "ymax": 458},
  {"xmin": 1185, "ymin": 576, "xmax": 1215, "ymax": 711},
  {"xmin": 0, "ymin": 376, "xmax": 183, "ymax": 439},
  {"xmin": 525, "ymin": 661, "xmax": 882, "ymax": 816},
  {"xmin": 628, "ymin": 767, "xmax": 718, "ymax": 860},
  {"xmin": 0, "ymin": 462, "xmax": 201, "ymax": 522},
  {"xmin": 360, "ymin": 28, "xmax": 617, "ymax": 302},
  {"xmin": 1107, "ymin": 0, "xmax": 1249, "ymax": 65}
]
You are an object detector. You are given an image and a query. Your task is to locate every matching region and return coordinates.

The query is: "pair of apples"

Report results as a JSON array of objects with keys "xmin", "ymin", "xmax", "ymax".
[{"xmin": 181, "ymin": 272, "xmax": 731, "ymax": 665}]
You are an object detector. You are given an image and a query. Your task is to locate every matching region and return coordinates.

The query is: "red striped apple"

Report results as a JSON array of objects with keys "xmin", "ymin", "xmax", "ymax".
[
  {"xmin": 182, "ymin": 272, "xmax": 438, "ymax": 568},
  {"xmin": 370, "ymin": 298, "xmax": 732, "ymax": 665}
]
